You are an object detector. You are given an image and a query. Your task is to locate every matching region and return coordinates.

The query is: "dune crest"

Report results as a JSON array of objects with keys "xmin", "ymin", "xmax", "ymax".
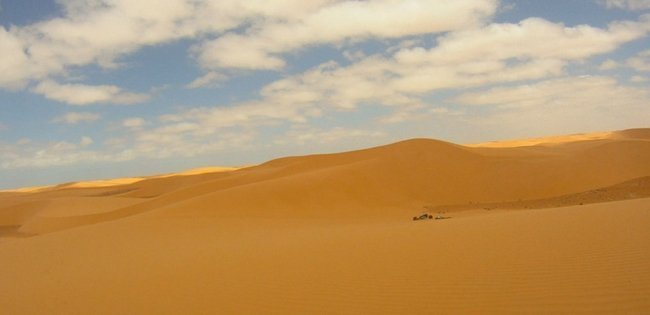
[
  {"xmin": 468, "ymin": 128, "xmax": 650, "ymax": 148},
  {"xmin": 0, "ymin": 166, "xmax": 242, "ymax": 193}
]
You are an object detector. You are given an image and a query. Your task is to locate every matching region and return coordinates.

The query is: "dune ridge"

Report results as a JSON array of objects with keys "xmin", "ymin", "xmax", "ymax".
[{"xmin": 1, "ymin": 128, "xmax": 650, "ymax": 313}]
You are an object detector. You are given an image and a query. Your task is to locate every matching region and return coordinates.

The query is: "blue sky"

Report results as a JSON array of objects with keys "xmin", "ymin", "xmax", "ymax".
[{"xmin": 0, "ymin": 0, "xmax": 649, "ymax": 189}]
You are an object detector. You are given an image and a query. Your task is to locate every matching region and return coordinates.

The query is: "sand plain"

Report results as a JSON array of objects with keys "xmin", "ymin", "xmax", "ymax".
[{"xmin": 1, "ymin": 128, "xmax": 649, "ymax": 313}]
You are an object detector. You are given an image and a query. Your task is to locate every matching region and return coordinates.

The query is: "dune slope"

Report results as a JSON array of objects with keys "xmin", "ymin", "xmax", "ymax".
[
  {"xmin": 1, "ymin": 198, "xmax": 649, "ymax": 314},
  {"xmin": 1, "ymin": 128, "xmax": 650, "ymax": 313}
]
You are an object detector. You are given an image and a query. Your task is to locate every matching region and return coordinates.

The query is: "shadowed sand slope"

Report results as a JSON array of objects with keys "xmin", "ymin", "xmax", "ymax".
[
  {"xmin": 435, "ymin": 175, "xmax": 650, "ymax": 212},
  {"xmin": 1, "ymin": 128, "xmax": 650, "ymax": 313}
]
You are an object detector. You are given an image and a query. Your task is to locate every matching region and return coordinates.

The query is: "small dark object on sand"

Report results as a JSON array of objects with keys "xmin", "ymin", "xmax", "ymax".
[{"xmin": 413, "ymin": 213, "xmax": 433, "ymax": 221}]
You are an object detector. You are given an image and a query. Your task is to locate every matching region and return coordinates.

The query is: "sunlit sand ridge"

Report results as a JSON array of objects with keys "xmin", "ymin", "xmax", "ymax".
[{"xmin": 1, "ymin": 128, "xmax": 649, "ymax": 313}]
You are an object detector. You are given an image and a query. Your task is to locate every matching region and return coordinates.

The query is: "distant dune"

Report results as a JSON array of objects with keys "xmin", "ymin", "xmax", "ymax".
[
  {"xmin": 469, "ymin": 128, "xmax": 650, "ymax": 148},
  {"xmin": 1, "ymin": 128, "xmax": 650, "ymax": 313},
  {"xmin": 0, "ymin": 166, "xmax": 241, "ymax": 193}
]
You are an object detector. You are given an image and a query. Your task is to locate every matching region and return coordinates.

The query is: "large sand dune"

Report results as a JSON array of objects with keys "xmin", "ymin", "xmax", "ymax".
[{"xmin": 1, "ymin": 128, "xmax": 650, "ymax": 313}]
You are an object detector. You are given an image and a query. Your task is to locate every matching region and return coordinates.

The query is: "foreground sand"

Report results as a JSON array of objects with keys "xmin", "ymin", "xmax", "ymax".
[{"xmin": 1, "ymin": 128, "xmax": 650, "ymax": 313}]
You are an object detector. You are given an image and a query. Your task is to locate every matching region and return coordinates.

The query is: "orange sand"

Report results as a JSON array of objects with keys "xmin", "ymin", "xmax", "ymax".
[{"xmin": 1, "ymin": 128, "xmax": 649, "ymax": 313}]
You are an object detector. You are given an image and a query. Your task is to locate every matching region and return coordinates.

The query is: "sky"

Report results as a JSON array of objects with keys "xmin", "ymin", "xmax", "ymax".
[{"xmin": 0, "ymin": 0, "xmax": 649, "ymax": 189}]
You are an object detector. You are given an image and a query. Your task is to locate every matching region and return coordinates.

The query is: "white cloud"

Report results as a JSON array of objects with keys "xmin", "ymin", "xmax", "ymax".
[
  {"xmin": 1, "ymin": 140, "xmax": 81, "ymax": 169},
  {"xmin": 1, "ymin": 0, "xmax": 647, "ymax": 105},
  {"xmin": 228, "ymin": 16, "xmax": 649, "ymax": 116},
  {"xmin": 0, "ymin": 0, "xmax": 339, "ymax": 89},
  {"xmin": 17, "ymin": 138, "xmax": 31, "ymax": 145},
  {"xmin": 630, "ymin": 75, "xmax": 648, "ymax": 82},
  {"xmin": 0, "ymin": 128, "xmax": 255, "ymax": 169},
  {"xmin": 126, "ymin": 87, "xmax": 332, "ymax": 159},
  {"xmin": 602, "ymin": 0, "xmax": 650, "ymax": 10},
  {"xmin": 274, "ymin": 127, "xmax": 385, "ymax": 145},
  {"xmin": 452, "ymin": 76, "xmax": 650, "ymax": 136},
  {"xmin": 52, "ymin": 112, "xmax": 101, "ymax": 124},
  {"xmin": 0, "ymin": 28, "xmax": 33, "ymax": 89},
  {"xmin": 626, "ymin": 49, "xmax": 650, "ymax": 71},
  {"xmin": 0, "ymin": 0, "xmax": 498, "ymax": 91},
  {"xmin": 395, "ymin": 17, "xmax": 650, "ymax": 66},
  {"xmin": 33, "ymin": 80, "xmax": 149, "ymax": 105},
  {"xmin": 7, "ymin": 0, "xmax": 236, "ymax": 85},
  {"xmin": 258, "ymin": 59, "xmax": 417, "ymax": 111},
  {"xmin": 0, "ymin": 142, "xmax": 131, "ymax": 169},
  {"xmin": 378, "ymin": 104, "xmax": 425, "ymax": 124},
  {"xmin": 80, "ymin": 136, "xmax": 94, "ymax": 147},
  {"xmin": 379, "ymin": 106, "xmax": 463, "ymax": 124},
  {"xmin": 158, "ymin": 98, "xmax": 318, "ymax": 133},
  {"xmin": 195, "ymin": 0, "xmax": 498, "ymax": 70},
  {"xmin": 599, "ymin": 59, "xmax": 620, "ymax": 70},
  {"xmin": 455, "ymin": 76, "xmax": 649, "ymax": 108},
  {"xmin": 122, "ymin": 117, "xmax": 146, "ymax": 128},
  {"xmin": 132, "ymin": 129, "xmax": 256, "ymax": 159},
  {"xmin": 342, "ymin": 50, "xmax": 367, "ymax": 62},
  {"xmin": 185, "ymin": 71, "xmax": 226, "ymax": 89}
]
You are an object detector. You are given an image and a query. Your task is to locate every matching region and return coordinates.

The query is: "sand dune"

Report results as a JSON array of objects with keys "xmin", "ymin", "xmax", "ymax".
[
  {"xmin": 0, "ymin": 166, "xmax": 242, "ymax": 195},
  {"xmin": 1, "ymin": 128, "xmax": 650, "ymax": 313},
  {"xmin": 468, "ymin": 127, "xmax": 650, "ymax": 148}
]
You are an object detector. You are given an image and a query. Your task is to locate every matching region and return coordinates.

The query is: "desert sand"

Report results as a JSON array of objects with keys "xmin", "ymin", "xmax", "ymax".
[{"xmin": 1, "ymin": 128, "xmax": 650, "ymax": 313}]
